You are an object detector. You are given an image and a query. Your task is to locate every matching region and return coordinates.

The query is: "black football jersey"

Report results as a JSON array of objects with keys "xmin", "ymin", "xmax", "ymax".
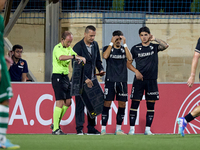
[
  {"xmin": 103, "ymin": 45, "xmax": 127, "ymax": 82},
  {"xmin": 131, "ymin": 43, "xmax": 160, "ymax": 80}
]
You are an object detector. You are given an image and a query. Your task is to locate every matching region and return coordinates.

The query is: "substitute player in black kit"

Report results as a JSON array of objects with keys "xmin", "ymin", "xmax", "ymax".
[
  {"xmin": 101, "ymin": 30, "xmax": 132, "ymax": 135},
  {"xmin": 177, "ymin": 38, "xmax": 200, "ymax": 137},
  {"xmin": 127, "ymin": 26, "xmax": 169, "ymax": 135}
]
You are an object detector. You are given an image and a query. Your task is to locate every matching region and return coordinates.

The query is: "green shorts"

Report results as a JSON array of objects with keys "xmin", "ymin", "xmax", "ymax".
[{"xmin": 0, "ymin": 59, "xmax": 13, "ymax": 102}]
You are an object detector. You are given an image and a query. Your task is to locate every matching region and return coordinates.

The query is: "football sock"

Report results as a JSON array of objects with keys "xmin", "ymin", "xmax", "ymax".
[
  {"xmin": 101, "ymin": 126, "xmax": 106, "ymax": 131},
  {"xmin": 101, "ymin": 106, "xmax": 110, "ymax": 126},
  {"xmin": 146, "ymin": 102, "xmax": 155, "ymax": 127},
  {"xmin": 0, "ymin": 105, "xmax": 9, "ymax": 144},
  {"xmin": 145, "ymin": 126, "xmax": 150, "ymax": 131},
  {"xmin": 116, "ymin": 125, "xmax": 121, "ymax": 131},
  {"xmin": 116, "ymin": 107, "xmax": 125, "ymax": 125},
  {"xmin": 129, "ymin": 101, "xmax": 140, "ymax": 126},
  {"xmin": 59, "ymin": 105, "xmax": 69, "ymax": 123},
  {"xmin": 130, "ymin": 126, "xmax": 135, "ymax": 131},
  {"xmin": 53, "ymin": 107, "xmax": 62, "ymax": 131},
  {"xmin": 185, "ymin": 113, "xmax": 195, "ymax": 123}
]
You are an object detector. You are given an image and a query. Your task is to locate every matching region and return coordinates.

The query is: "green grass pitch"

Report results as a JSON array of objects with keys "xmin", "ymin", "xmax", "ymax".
[{"xmin": 7, "ymin": 134, "xmax": 200, "ymax": 150}]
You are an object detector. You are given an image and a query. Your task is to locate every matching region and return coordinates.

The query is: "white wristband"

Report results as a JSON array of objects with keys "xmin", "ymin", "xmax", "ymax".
[
  {"xmin": 124, "ymin": 43, "xmax": 127, "ymax": 48},
  {"xmin": 109, "ymin": 42, "xmax": 113, "ymax": 46}
]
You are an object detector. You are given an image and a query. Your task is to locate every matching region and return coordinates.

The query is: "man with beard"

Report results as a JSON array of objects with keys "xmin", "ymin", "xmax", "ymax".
[
  {"xmin": 101, "ymin": 30, "xmax": 132, "ymax": 135},
  {"xmin": 9, "ymin": 45, "xmax": 28, "ymax": 82}
]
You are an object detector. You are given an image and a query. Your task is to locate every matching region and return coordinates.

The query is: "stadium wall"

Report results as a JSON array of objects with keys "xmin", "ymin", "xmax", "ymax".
[
  {"xmin": 5, "ymin": 13, "xmax": 200, "ymax": 82},
  {"xmin": 7, "ymin": 83, "xmax": 200, "ymax": 134}
]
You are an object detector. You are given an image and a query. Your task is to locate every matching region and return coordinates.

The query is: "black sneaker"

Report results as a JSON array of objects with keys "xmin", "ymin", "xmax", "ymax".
[
  {"xmin": 77, "ymin": 130, "xmax": 84, "ymax": 135},
  {"xmin": 50, "ymin": 124, "xmax": 61, "ymax": 131},
  {"xmin": 52, "ymin": 129, "xmax": 66, "ymax": 135},
  {"xmin": 87, "ymin": 128, "xmax": 100, "ymax": 135}
]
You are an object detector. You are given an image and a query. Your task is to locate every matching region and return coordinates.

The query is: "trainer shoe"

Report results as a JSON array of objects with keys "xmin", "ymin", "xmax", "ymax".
[
  {"xmin": 50, "ymin": 124, "xmax": 61, "ymax": 131},
  {"xmin": 87, "ymin": 128, "xmax": 100, "ymax": 135},
  {"xmin": 128, "ymin": 129, "xmax": 135, "ymax": 135},
  {"xmin": 2, "ymin": 139, "xmax": 20, "ymax": 149},
  {"xmin": 52, "ymin": 129, "xmax": 66, "ymax": 135},
  {"xmin": 177, "ymin": 117, "xmax": 187, "ymax": 137},
  {"xmin": 0, "ymin": 143, "xmax": 6, "ymax": 149},
  {"xmin": 77, "ymin": 130, "xmax": 84, "ymax": 135},
  {"xmin": 101, "ymin": 129, "xmax": 106, "ymax": 135},
  {"xmin": 144, "ymin": 130, "xmax": 154, "ymax": 135},
  {"xmin": 115, "ymin": 129, "xmax": 126, "ymax": 135}
]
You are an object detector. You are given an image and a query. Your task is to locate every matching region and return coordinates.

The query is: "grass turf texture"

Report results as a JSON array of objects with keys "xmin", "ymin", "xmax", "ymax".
[{"xmin": 7, "ymin": 134, "xmax": 200, "ymax": 150}]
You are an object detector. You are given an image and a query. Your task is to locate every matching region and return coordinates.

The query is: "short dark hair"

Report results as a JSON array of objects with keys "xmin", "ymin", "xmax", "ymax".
[
  {"xmin": 112, "ymin": 30, "xmax": 123, "ymax": 36},
  {"xmin": 139, "ymin": 26, "xmax": 150, "ymax": 34},
  {"xmin": 85, "ymin": 25, "xmax": 96, "ymax": 33},
  {"xmin": 61, "ymin": 31, "xmax": 72, "ymax": 40},
  {"xmin": 12, "ymin": 45, "xmax": 23, "ymax": 51}
]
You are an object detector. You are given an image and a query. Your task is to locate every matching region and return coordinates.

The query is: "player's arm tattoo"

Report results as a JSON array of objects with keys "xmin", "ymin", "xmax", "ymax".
[{"xmin": 155, "ymin": 38, "xmax": 169, "ymax": 51}]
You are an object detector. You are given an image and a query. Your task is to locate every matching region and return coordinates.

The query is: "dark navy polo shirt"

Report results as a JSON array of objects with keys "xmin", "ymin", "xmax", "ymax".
[{"xmin": 9, "ymin": 58, "xmax": 28, "ymax": 82}]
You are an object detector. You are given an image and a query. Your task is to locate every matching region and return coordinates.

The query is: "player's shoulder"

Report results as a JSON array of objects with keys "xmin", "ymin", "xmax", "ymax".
[
  {"xmin": 73, "ymin": 39, "xmax": 84, "ymax": 50},
  {"xmin": 195, "ymin": 37, "xmax": 200, "ymax": 53},
  {"xmin": 21, "ymin": 58, "xmax": 27, "ymax": 63},
  {"xmin": 19, "ymin": 58, "xmax": 27, "ymax": 65},
  {"xmin": 150, "ymin": 43, "xmax": 159, "ymax": 46},
  {"xmin": 103, "ymin": 45, "xmax": 109, "ymax": 52},
  {"xmin": 197, "ymin": 37, "xmax": 200, "ymax": 44},
  {"xmin": 131, "ymin": 43, "xmax": 142, "ymax": 50},
  {"xmin": 54, "ymin": 43, "xmax": 62, "ymax": 49},
  {"xmin": 93, "ymin": 40, "xmax": 98, "ymax": 45},
  {"xmin": 135, "ymin": 43, "xmax": 143, "ymax": 47}
]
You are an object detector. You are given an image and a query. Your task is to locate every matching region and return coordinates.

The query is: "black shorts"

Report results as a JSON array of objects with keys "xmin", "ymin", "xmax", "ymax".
[
  {"xmin": 130, "ymin": 78, "xmax": 159, "ymax": 101},
  {"xmin": 51, "ymin": 74, "xmax": 71, "ymax": 100},
  {"xmin": 104, "ymin": 81, "xmax": 128, "ymax": 102}
]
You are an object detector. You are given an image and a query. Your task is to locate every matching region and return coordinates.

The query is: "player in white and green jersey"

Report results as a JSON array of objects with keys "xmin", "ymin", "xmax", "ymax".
[{"xmin": 0, "ymin": 0, "xmax": 20, "ymax": 148}]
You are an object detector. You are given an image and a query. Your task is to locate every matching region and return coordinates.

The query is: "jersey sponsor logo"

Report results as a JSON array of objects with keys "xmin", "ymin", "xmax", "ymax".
[
  {"xmin": 118, "ymin": 93, "xmax": 128, "ymax": 97},
  {"xmin": 110, "ymin": 54, "xmax": 126, "ymax": 59},
  {"xmin": 147, "ymin": 92, "xmax": 159, "ymax": 95},
  {"xmin": 138, "ymin": 51, "xmax": 154, "ymax": 57},
  {"xmin": 174, "ymin": 87, "xmax": 200, "ymax": 134}
]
